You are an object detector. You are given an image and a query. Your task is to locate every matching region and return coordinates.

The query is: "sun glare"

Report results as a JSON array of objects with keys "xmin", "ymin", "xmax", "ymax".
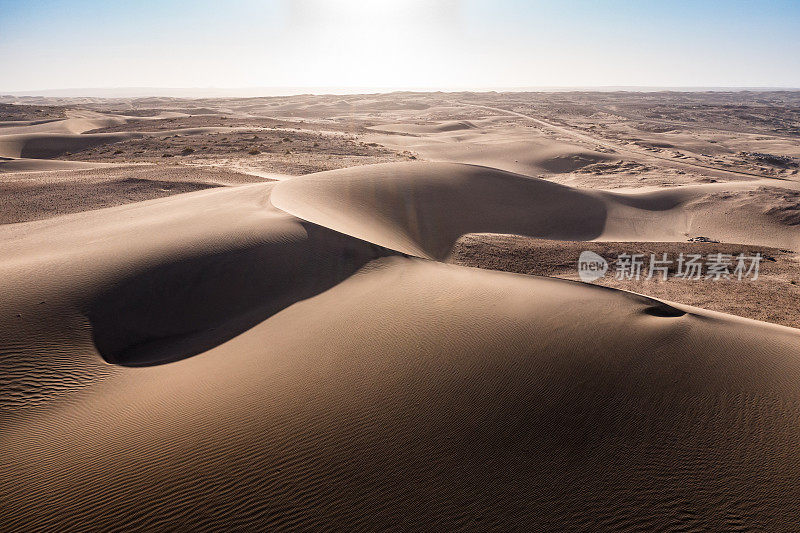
[{"xmin": 278, "ymin": 0, "xmax": 457, "ymax": 88}]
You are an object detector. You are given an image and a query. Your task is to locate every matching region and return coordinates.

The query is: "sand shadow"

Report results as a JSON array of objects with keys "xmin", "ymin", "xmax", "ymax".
[{"xmin": 87, "ymin": 222, "xmax": 398, "ymax": 366}]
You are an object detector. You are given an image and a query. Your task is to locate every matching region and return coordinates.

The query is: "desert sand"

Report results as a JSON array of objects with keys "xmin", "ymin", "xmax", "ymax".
[{"xmin": 1, "ymin": 91, "xmax": 800, "ymax": 530}]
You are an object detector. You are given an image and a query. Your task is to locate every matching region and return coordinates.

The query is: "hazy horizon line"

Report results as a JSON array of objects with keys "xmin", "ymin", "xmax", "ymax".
[{"xmin": 4, "ymin": 85, "xmax": 800, "ymax": 99}]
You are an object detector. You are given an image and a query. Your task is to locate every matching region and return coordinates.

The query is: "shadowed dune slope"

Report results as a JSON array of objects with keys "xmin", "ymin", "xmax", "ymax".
[
  {"xmin": 2, "ymin": 158, "xmax": 800, "ymax": 530},
  {"xmin": 598, "ymin": 181, "xmax": 800, "ymax": 248},
  {"xmin": 370, "ymin": 120, "xmax": 479, "ymax": 134},
  {"xmin": 0, "ymin": 127, "xmax": 239, "ymax": 159},
  {"xmin": 0, "ymin": 132, "xmax": 134, "ymax": 158},
  {"xmin": 0, "ymin": 158, "xmax": 114, "ymax": 173},
  {"xmin": 426, "ymin": 139, "xmax": 617, "ymax": 174},
  {"xmin": 272, "ymin": 162, "xmax": 800, "ymax": 255},
  {"xmin": 2, "ymin": 255, "xmax": 800, "ymax": 530},
  {"xmin": 0, "ymin": 110, "xmax": 189, "ymax": 136},
  {"xmin": 366, "ymin": 125, "xmax": 620, "ymax": 176},
  {"xmin": 0, "ymin": 164, "xmax": 271, "ymax": 224},
  {"xmin": 0, "ymin": 183, "xmax": 394, "ymax": 379},
  {"xmin": 272, "ymin": 162, "xmax": 609, "ymax": 259},
  {"xmin": 0, "ymin": 114, "xmax": 129, "ymax": 136}
]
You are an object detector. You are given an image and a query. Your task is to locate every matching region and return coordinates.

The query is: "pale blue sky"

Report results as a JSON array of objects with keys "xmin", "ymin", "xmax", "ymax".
[{"xmin": 1, "ymin": 0, "xmax": 799, "ymax": 92}]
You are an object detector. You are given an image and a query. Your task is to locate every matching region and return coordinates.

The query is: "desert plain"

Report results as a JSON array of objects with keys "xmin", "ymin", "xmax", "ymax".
[{"xmin": 1, "ymin": 90, "xmax": 800, "ymax": 530}]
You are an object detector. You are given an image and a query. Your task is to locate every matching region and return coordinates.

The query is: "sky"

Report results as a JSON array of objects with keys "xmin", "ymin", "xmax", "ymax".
[{"xmin": 1, "ymin": 0, "xmax": 799, "ymax": 94}]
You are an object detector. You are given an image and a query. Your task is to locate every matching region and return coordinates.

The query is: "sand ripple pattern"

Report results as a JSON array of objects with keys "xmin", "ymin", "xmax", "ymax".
[{"xmin": 1, "ymin": 162, "xmax": 800, "ymax": 531}]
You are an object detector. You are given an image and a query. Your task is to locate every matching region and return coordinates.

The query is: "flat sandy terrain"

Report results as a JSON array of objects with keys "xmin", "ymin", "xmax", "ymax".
[
  {"xmin": 1, "ymin": 91, "xmax": 799, "ymax": 530},
  {"xmin": 450, "ymin": 235, "xmax": 800, "ymax": 328}
]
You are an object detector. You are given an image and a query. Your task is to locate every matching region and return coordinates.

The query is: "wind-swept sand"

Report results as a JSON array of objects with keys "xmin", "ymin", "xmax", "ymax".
[
  {"xmin": 1, "ymin": 159, "xmax": 800, "ymax": 530},
  {"xmin": 272, "ymin": 162, "xmax": 800, "ymax": 257},
  {"xmin": 0, "ymin": 165, "xmax": 271, "ymax": 224},
  {"xmin": 2, "ymin": 92, "xmax": 800, "ymax": 530}
]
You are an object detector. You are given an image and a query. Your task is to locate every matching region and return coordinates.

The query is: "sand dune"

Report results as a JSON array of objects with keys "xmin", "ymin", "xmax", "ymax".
[
  {"xmin": 0, "ymin": 118, "xmax": 63, "ymax": 129},
  {"xmin": 366, "ymin": 119, "xmax": 619, "ymax": 176},
  {"xmin": 2, "ymin": 158, "xmax": 800, "ymax": 530},
  {"xmin": 272, "ymin": 162, "xmax": 607, "ymax": 259},
  {"xmin": 269, "ymin": 97, "xmax": 430, "ymax": 117},
  {"xmin": 600, "ymin": 180, "xmax": 800, "ymax": 248},
  {"xmin": 0, "ymin": 158, "xmax": 115, "ymax": 173},
  {"xmin": 0, "ymin": 127, "xmax": 247, "ymax": 159},
  {"xmin": 0, "ymin": 107, "xmax": 247, "ymax": 163},
  {"xmin": 272, "ymin": 162, "xmax": 800, "ymax": 258},
  {"xmin": 370, "ymin": 119, "xmax": 479, "ymax": 135},
  {"xmin": 3, "ymin": 232, "xmax": 800, "ymax": 529},
  {"xmin": 0, "ymin": 114, "xmax": 126, "ymax": 136},
  {"xmin": 0, "ymin": 164, "xmax": 269, "ymax": 223},
  {"xmin": 0, "ymin": 132, "xmax": 135, "ymax": 158},
  {"xmin": 2, "ymin": 92, "xmax": 800, "ymax": 530},
  {"xmin": 0, "ymin": 183, "xmax": 389, "ymax": 378},
  {"xmin": 0, "ymin": 109, "xmax": 179, "ymax": 136}
]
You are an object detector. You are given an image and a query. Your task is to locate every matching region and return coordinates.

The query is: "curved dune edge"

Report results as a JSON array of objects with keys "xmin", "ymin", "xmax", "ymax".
[
  {"xmin": 0, "ymin": 158, "xmax": 118, "ymax": 173},
  {"xmin": 0, "ymin": 127, "xmax": 249, "ymax": 159},
  {"xmin": 3, "ymin": 256, "xmax": 800, "ymax": 530},
  {"xmin": 1, "ymin": 160, "xmax": 800, "ymax": 530},
  {"xmin": 272, "ymin": 162, "xmax": 800, "ymax": 258},
  {"xmin": 0, "ymin": 109, "xmax": 250, "ymax": 159},
  {"xmin": 367, "ymin": 119, "xmax": 479, "ymax": 134},
  {"xmin": 272, "ymin": 162, "xmax": 610, "ymax": 259},
  {"xmin": 0, "ymin": 183, "xmax": 395, "ymax": 372}
]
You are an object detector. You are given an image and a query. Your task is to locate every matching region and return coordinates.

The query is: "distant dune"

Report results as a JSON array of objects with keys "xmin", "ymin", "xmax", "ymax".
[
  {"xmin": 273, "ymin": 162, "xmax": 800, "ymax": 257},
  {"xmin": 370, "ymin": 119, "xmax": 478, "ymax": 134}
]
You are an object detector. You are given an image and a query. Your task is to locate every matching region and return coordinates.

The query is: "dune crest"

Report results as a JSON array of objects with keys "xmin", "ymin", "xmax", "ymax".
[
  {"xmin": 272, "ymin": 162, "xmax": 800, "ymax": 258},
  {"xmin": 272, "ymin": 162, "xmax": 608, "ymax": 259},
  {"xmin": 3, "ymin": 248, "xmax": 800, "ymax": 530}
]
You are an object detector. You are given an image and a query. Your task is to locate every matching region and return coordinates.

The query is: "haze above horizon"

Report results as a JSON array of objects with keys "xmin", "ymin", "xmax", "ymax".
[{"xmin": 2, "ymin": 0, "xmax": 799, "ymax": 93}]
